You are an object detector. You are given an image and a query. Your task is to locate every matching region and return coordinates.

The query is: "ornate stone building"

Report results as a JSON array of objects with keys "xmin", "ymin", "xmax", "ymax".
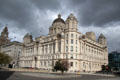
[
  {"xmin": 0, "ymin": 41, "xmax": 23, "ymax": 67},
  {"xmin": 20, "ymin": 14, "xmax": 108, "ymax": 72},
  {"xmin": 0, "ymin": 27, "xmax": 23, "ymax": 67}
]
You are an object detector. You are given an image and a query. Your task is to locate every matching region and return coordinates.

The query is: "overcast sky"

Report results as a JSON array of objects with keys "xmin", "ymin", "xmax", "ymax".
[{"xmin": 0, "ymin": 0, "xmax": 120, "ymax": 52}]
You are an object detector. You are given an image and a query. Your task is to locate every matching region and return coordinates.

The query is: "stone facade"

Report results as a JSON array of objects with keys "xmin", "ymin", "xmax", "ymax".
[
  {"xmin": 20, "ymin": 14, "xmax": 108, "ymax": 72},
  {"xmin": 0, "ymin": 41, "xmax": 23, "ymax": 67},
  {"xmin": 0, "ymin": 27, "xmax": 23, "ymax": 67}
]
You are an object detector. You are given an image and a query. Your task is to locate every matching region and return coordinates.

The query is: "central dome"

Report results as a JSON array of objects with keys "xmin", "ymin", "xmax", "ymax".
[{"xmin": 53, "ymin": 14, "xmax": 65, "ymax": 24}]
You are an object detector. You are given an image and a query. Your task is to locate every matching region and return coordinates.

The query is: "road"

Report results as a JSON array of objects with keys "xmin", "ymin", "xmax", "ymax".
[{"xmin": 0, "ymin": 71, "xmax": 119, "ymax": 80}]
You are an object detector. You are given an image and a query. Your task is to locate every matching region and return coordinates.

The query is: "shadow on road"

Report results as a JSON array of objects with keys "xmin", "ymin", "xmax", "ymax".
[
  {"xmin": 113, "ymin": 73, "xmax": 120, "ymax": 77},
  {"xmin": 0, "ymin": 71, "xmax": 15, "ymax": 80}
]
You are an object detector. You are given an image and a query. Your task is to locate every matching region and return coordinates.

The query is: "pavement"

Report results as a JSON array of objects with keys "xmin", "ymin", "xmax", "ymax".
[
  {"xmin": 7, "ymin": 72, "xmax": 119, "ymax": 80},
  {"xmin": 0, "ymin": 68, "xmax": 119, "ymax": 80},
  {"xmin": 2, "ymin": 68, "xmax": 115, "ymax": 76}
]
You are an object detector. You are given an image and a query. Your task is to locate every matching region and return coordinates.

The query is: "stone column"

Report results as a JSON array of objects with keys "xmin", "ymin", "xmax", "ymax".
[{"xmin": 48, "ymin": 44, "xmax": 49, "ymax": 54}]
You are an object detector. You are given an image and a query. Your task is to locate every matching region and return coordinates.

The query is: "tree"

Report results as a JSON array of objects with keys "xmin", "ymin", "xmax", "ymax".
[
  {"xmin": 0, "ymin": 52, "xmax": 12, "ymax": 65},
  {"xmin": 101, "ymin": 65, "xmax": 106, "ymax": 71},
  {"xmin": 101, "ymin": 65, "xmax": 111, "ymax": 72},
  {"xmin": 54, "ymin": 59, "xmax": 69, "ymax": 74}
]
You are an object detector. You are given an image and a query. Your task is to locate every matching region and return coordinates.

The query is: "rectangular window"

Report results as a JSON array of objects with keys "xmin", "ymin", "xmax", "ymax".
[
  {"xmin": 76, "ymin": 62, "xmax": 77, "ymax": 67},
  {"xmin": 71, "ymin": 39, "xmax": 73, "ymax": 44},
  {"xmin": 66, "ymin": 34, "xmax": 68, "ymax": 38},
  {"xmin": 76, "ymin": 46, "xmax": 77, "ymax": 52},
  {"xmin": 66, "ymin": 40, "xmax": 68, "ymax": 44},
  {"xmin": 41, "ymin": 62, "xmax": 42, "ymax": 66},
  {"xmin": 71, "ymin": 54, "xmax": 73, "ymax": 59},
  {"xmin": 71, "ymin": 62, "xmax": 73, "ymax": 66},
  {"xmin": 76, "ymin": 40, "xmax": 77, "ymax": 44},
  {"xmin": 76, "ymin": 34, "xmax": 77, "ymax": 39},
  {"xmin": 71, "ymin": 34, "xmax": 73, "ymax": 38},
  {"xmin": 66, "ymin": 46, "xmax": 68, "ymax": 52},
  {"xmin": 44, "ymin": 62, "xmax": 46, "ymax": 66},
  {"xmin": 71, "ymin": 46, "xmax": 73, "ymax": 52}
]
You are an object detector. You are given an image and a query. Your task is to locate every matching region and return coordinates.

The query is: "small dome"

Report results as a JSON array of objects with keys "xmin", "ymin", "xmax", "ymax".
[
  {"xmin": 53, "ymin": 14, "xmax": 65, "ymax": 24},
  {"xmin": 99, "ymin": 33, "xmax": 106, "ymax": 39},
  {"xmin": 24, "ymin": 33, "xmax": 32, "ymax": 38},
  {"xmin": 68, "ymin": 13, "xmax": 77, "ymax": 19}
]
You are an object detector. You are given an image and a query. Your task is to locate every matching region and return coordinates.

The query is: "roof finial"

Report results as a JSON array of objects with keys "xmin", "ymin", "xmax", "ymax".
[
  {"xmin": 99, "ymin": 33, "xmax": 106, "ymax": 39},
  {"xmin": 69, "ymin": 13, "xmax": 74, "ymax": 17},
  {"xmin": 58, "ymin": 14, "xmax": 61, "ymax": 18}
]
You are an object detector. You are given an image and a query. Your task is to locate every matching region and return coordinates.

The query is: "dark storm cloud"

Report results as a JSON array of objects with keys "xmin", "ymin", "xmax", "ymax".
[
  {"xmin": 0, "ymin": 0, "xmax": 33, "ymax": 26},
  {"xmin": 69, "ymin": 0, "xmax": 120, "ymax": 27},
  {"xmin": 0, "ymin": 0, "xmax": 120, "ymax": 52},
  {"xmin": 0, "ymin": 0, "xmax": 60, "ymax": 37},
  {"xmin": 31, "ymin": 0, "xmax": 60, "ymax": 10},
  {"xmin": 66, "ymin": 0, "xmax": 120, "ymax": 52}
]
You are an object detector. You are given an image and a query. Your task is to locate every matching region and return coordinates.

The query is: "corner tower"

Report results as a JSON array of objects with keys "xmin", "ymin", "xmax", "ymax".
[
  {"xmin": 98, "ymin": 33, "xmax": 107, "ymax": 46},
  {"xmin": 23, "ymin": 33, "xmax": 33, "ymax": 44},
  {"xmin": 65, "ymin": 13, "xmax": 78, "ymax": 32}
]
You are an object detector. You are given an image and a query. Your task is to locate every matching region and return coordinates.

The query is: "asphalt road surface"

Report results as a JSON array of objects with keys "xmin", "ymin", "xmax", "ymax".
[{"xmin": 0, "ymin": 71, "xmax": 119, "ymax": 80}]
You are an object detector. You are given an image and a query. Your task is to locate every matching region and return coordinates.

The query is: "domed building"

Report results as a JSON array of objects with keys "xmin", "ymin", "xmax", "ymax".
[
  {"xmin": 53, "ymin": 14, "xmax": 65, "ymax": 24},
  {"xmin": 49, "ymin": 14, "xmax": 65, "ymax": 35},
  {"xmin": 20, "ymin": 14, "xmax": 108, "ymax": 72}
]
